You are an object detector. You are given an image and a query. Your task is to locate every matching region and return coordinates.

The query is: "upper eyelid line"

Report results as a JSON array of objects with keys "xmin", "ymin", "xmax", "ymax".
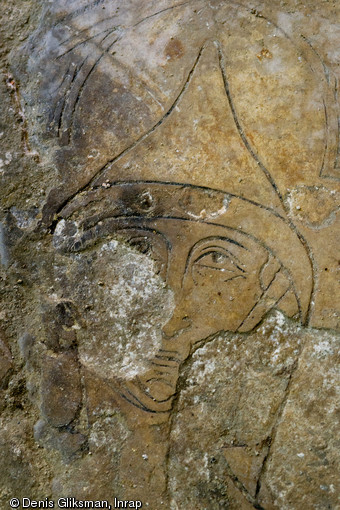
[
  {"xmin": 194, "ymin": 244, "xmax": 245, "ymax": 265},
  {"xmin": 194, "ymin": 250, "xmax": 246, "ymax": 273}
]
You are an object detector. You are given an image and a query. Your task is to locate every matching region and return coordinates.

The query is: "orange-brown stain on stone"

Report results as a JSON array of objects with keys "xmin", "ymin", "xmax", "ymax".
[
  {"xmin": 257, "ymin": 48, "xmax": 273, "ymax": 61},
  {"xmin": 165, "ymin": 38, "xmax": 184, "ymax": 60}
]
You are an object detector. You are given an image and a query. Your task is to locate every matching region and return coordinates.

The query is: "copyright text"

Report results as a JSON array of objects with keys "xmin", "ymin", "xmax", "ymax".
[{"xmin": 9, "ymin": 497, "xmax": 143, "ymax": 509}]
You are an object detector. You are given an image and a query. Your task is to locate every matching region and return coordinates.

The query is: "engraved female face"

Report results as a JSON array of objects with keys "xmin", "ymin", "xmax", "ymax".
[
  {"xmin": 54, "ymin": 181, "xmax": 300, "ymax": 376},
  {"xmin": 52, "ymin": 182, "xmax": 300, "ymax": 407},
  {"xmin": 114, "ymin": 217, "xmax": 268, "ymax": 359}
]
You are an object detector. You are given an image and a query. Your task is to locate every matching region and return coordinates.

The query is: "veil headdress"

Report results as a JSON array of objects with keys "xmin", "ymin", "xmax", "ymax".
[{"xmin": 25, "ymin": 0, "xmax": 331, "ymax": 326}]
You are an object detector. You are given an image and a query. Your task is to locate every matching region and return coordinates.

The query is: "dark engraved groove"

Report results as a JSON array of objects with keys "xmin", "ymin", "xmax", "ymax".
[
  {"xmin": 115, "ymin": 380, "xmax": 171, "ymax": 414},
  {"xmin": 145, "ymin": 377, "xmax": 175, "ymax": 385},
  {"xmin": 320, "ymin": 100, "xmax": 329, "ymax": 177},
  {"xmin": 56, "ymin": 27, "xmax": 115, "ymax": 59},
  {"xmin": 46, "ymin": 2, "xmax": 328, "ymax": 219},
  {"xmin": 56, "ymin": 182, "xmax": 312, "ymax": 328},
  {"xmin": 67, "ymin": 42, "xmax": 118, "ymax": 143},
  {"xmin": 65, "ymin": 197, "xmax": 301, "ymax": 306},
  {"xmin": 56, "ymin": 60, "xmax": 86, "ymax": 138},
  {"xmin": 58, "ymin": 56, "xmax": 92, "ymax": 143},
  {"xmin": 300, "ymin": 35, "xmax": 339, "ymax": 179},
  {"xmin": 51, "ymin": 60, "xmax": 75, "ymax": 95},
  {"xmin": 154, "ymin": 355, "xmax": 182, "ymax": 363},
  {"xmin": 237, "ymin": 284, "xmax": 294, "ymax": 331},
  {"xmin": 216, "ymin": 41, "xmax": 283, "ymax": 204},
  {"xmin": 54, "ymin": 0, "xmax": 191, "ymax": 65},
  {"xmin": 120, "ymin": 392, "xmax": 164, "ymax": 413},
  {"xmin": 150, "ymin": 361, "xmax": 177, "ymax": 369},
  {"xmin": 100, "ymin": 28, "xmax": 119, "ymax": 45},
  {"xmin": 300, "ymin": 35, "xmax": 331, "ymax": 84},
  {"xmin": 49, "ymin": 65, "xmax": 76, "ymax": 136},
  {"xmin": 50, "ymin": 57, "xmax": 88, "ymax": 139},
  {"xmin": 144, "ymin": 379, "xmax": 174, "ymax": 391},
  {"xmin": 44, "ymin": 7, "xmax": 316, "ymax": 326},
  {"xmin": 86, "ymin": 180, "xmax": 288, "ymax": 219},
  {"xmin": 58, "ymin": 19, "xmax": 111, "ymax": 46},
  {"xmin": 223, "ymin": 462, "xmax": 266, "ymax": 510},
  {"xmin": 56, "ymin": 178, "xmax": 314, "ymax": 324},
  {"xmin": 130, "ymin": 1, "xmax": 191, "ymax": 29},
  {"xmin": 66, "ymin": 13, "xmax": 201, "ymax": 143},
  {"xmin": 135, "ymin": 377, "xmax": 175, "ymax": 404},
  {"xmin": 236, "ymin": 267, "xmax": 283, "ymax": 331}
]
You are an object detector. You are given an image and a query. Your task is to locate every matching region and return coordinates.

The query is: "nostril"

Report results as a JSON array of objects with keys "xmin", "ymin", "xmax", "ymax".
[
  {"xmin": 181, "ymin": 316, "xmax": 192, "ymax": 327},
  {"xmin": 162, "ymin": 315, "xmax": 192, "ymax": 339}
]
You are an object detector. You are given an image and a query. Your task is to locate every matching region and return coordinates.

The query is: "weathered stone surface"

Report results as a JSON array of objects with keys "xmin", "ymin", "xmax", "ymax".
[
  {"xmin": 258, "ymin": 331, "xmax": 340, "ymax": 510},
  {"xmin": 40, "ymin": 352, "xmax": 82, "ymax": 427},
  {"xmin": 0, "ymin": 0, "xmax": 339, "ymax": 509},
  {"xmin": 168, "ymin": 315, "xmax": 340, "ymax": 509},
  {"xmin": 34, "ymin": 419, "xmax": 87, "ymax": 462},
  {"xmin": 0, "ymin": 337, "xmax": 12, "ymax": 389}
]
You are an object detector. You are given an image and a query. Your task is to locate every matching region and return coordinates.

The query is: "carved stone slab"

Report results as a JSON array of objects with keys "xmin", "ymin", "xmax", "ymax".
[{"xmin": 0, "ymin": 1, "xmax": 339, "ymax": 509}]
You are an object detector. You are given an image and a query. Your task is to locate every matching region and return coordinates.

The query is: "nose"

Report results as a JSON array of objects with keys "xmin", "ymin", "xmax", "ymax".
[
  {"xmin": 162, "ymin": 312, "xmax": 192, "ymax": 339},
  {"xmin": 162, "ymin": 247, "xmax": 194, "ymax": 339}
]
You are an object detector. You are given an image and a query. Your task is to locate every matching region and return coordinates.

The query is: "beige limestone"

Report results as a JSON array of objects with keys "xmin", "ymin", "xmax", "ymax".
[{"xmin": 0, "ymin": 1, "xmax": 339, "ymax": 509}]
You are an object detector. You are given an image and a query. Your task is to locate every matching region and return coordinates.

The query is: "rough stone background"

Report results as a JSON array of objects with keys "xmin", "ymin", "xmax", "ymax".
[{"xmin": 0, "ymin": 1, "xmax": 339, "ymax": 509}]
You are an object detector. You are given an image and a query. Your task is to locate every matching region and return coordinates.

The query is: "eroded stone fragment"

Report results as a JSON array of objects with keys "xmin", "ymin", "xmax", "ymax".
[
  {"xmin": 40, "ymin": 352, "xmax": 82, "ymax": 427},
  {"xmin": 0, "ymin": 337, "xmax": 12, "ymax": 390},
  {"xmin": 34, "ymin": 419, "xmax": 87, "ymax": 461},
  {"xmin": 258, "ymin": 331, "xmax": 340, "ymax": 510}
]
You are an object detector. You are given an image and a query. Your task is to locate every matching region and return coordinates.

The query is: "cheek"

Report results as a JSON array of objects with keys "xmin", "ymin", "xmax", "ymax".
[
  {"xmin": 191, "ymin": 266, "xmax": 261, "ymax": 299},
  {"xmin": 219, "ymin": 273, "xmax": 262, "ymax": 301},
  {"xmin": 187, "ymin": 269, "xmax": 263, "ymax": 326}
]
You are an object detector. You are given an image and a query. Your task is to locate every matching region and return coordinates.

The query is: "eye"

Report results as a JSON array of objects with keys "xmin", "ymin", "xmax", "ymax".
[
  {"xmin": 211, "ymin": 252, "xmax": 228, "ymax": 264},
  {"xmin": 127, "ymin": 236, "xmax": 151, "ymax": 254},
  {"xmin": 114, "ymin": 228, "xmax": 169, "ymax": 279},
  {"xmin": 194, "ymin": 249, "xmax": 246, "ymax": 274}
]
